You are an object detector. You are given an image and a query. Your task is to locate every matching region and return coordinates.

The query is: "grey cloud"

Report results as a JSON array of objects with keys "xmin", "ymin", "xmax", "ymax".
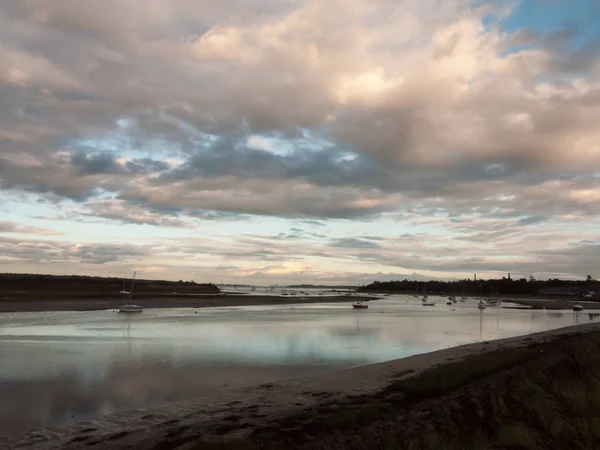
[
  {"xmin": 69, "ymin": 244, "xmax": 149, "ymax": 265},
  {"xmin": 70, "ymin": 151, "xmax": 119, "ymax": 175},
  {"xmin": 330, "ymin": 237, "xmax": 382, "ymax": 249},
  {"xmin": 0, "ymin": 221, "xmax": 58, "ymax": 235},
  {"xmin": 82, "ymin": 200, "xmax": 195, "ymax": 228}
]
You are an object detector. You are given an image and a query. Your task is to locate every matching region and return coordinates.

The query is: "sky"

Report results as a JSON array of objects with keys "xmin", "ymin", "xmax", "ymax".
[{"xmin": 0, "ymin": 0, "xmax": 599, "ymax": 285}]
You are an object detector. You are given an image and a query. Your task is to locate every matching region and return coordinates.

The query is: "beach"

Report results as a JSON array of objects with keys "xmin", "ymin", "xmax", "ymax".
[{"xmin": 2, "ymin": 321, "xmax": 599, "ymax": 449}]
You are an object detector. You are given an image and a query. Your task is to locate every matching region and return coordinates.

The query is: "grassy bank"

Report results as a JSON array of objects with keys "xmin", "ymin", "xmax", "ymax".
[{"xmin": 190, "ymin": 330, "xmax": 600, "ymax": 450}]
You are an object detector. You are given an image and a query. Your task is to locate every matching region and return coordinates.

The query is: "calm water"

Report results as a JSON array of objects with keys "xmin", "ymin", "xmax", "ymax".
[{"xmin": 0, "ymin": 296, "xmax": 595, "ymax": 436}]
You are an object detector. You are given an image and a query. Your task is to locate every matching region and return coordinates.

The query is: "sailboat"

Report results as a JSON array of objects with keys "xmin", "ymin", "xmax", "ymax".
[
  {"xmin": 413, "ymin": 281, "xmax": 419, "ymax": 298},
  {"xmin": 352, "ymin": 300, "xmax": 368, "ymax": 309},
  {"xmin": 422, "ymin": 282, "xmax": 436, "ymax": 306},
  {"xmin": 119, "ymin": 278, "xmax": 130, "ymax": 295},
  {"xmin": 460, "ymin": 287, "xmax": 466, "ymax": 302},
  {"xmin": 119, "ymin": 271, "xmax": 142, "ymax": 313}
]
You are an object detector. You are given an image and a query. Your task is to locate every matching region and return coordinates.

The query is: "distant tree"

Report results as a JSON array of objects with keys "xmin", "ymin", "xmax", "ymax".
[
  {"xmin": 529, "ymin": 275, "xmax": 536, "ymax": 283},
  {"xmin": 587, "ymin": 275, "xmax": 594, "ymax": 282}
]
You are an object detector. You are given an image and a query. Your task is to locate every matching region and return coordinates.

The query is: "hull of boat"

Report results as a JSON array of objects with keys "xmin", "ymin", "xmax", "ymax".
[
  {"xmin": 119, "ymin": 309, "xmax": 143, "ymax": 313},
  {"xmin": 352, "ymin": 304, "xmax": 368, "ymax": 309}
]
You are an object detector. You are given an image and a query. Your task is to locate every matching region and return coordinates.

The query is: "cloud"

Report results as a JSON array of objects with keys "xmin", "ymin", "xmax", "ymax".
[
  {"xmin": 0, "ymin": 221, "xmax": 59, "ymax": 235},
  {"xmin": 330, "ymin": 237, "xmax": 382, "ymax": 249},
  {"xmin": 0, "ymin": 0, "xmax": 599, "ymax": 280}
]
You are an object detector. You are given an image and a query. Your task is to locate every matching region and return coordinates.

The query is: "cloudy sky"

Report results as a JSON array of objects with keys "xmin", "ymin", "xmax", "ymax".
[{"xmin": 1, "ymin": 0, "xmax": 599, "ymax": 285}]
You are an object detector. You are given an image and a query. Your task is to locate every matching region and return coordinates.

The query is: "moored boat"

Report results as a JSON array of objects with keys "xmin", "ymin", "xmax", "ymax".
[
  {"xmin": 422, "ymin": 296, "xmax": 436, "ymax": 306},
  {"xmin": 119, "ymin": 304, "xmax": 143, "ymax": 313},
  {"xmin": 573, "ymin": 304, "xmax": 583, "ymax": 312}
]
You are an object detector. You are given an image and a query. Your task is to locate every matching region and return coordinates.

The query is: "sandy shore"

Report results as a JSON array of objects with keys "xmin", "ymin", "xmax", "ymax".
[
  {"xmin": 2, "ymin": 321, "xmax": 599, "ymax": 450},
  {"xmin": 0, "ymin": 294, "xmax": 376, "ymax": 313}
]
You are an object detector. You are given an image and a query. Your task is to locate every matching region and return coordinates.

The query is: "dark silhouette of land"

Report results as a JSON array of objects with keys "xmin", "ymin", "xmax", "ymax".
[
  {"xmin": 359, "ymin": 275, "xmax": 600, "ymax": 301},
  {"xmin": 0, "ymin": 273, "xmax": 375, "ymax": 313}
]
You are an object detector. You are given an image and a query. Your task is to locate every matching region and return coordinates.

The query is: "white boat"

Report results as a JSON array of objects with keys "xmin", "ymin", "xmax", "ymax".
[
  {"xmin": 573, "ymin": 304, "xmax": 583, "ymax": 312},
  {"xmin": 119, "ymin": 304, "xmax": 143, "ymax": 313},
  {"xmin": 485, "ymin": 298, "xmax": 502, "ymax": 307},
  {"xmin": 448, "ymin": 295, "xmax": 457, "ymax": 303},
  {"xmin": 119, "ymin": 278, "xmax": 130, "ymax": 295},
  {"xmin": 477, "ymin": 300, "xmax": 486, "ymax": 310},
  {"xmin": 422, "ymin": 295, "xmax": 436, "ymax": 306},
  {"xmin": 118, "ymin": 271, "xmax": 138, "ymax": 312}
]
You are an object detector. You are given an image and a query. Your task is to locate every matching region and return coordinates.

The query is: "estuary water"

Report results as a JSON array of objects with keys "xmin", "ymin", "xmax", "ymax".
[{"xmin": 0, "ymin": 296, "xmax": 594, "ymax": 436}]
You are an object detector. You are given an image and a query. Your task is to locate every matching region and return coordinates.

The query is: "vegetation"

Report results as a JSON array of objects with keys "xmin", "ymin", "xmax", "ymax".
[
  {"xmin": 0, "ymin": 273, "xmax": 220, "ymax": 300},
  {"xmin": 359, "ymin": 275, "xmax": 599, "ymax": 298}
]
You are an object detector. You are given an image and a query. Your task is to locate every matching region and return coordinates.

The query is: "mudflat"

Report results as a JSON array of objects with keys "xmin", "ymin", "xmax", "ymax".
[{"xmin": 3, "ymin": 322, "xmax": 600, "ymax": 450}]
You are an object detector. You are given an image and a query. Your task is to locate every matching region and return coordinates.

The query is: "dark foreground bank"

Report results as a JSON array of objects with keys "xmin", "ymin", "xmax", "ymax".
[{"xmin": 191, "ymin": 327, "xmax": 600, "ymax": 450}]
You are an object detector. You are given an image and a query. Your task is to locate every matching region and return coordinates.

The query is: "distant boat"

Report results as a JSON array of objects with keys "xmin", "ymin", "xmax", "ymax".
[
  {"xmin": 119, "ymin": 278, "xmax": 130, "ymax": 295},
  {"xmin": 478, "ymin": 300, "xmax": 486, "ymax": 310},
  {"xmin": 485, "ymin": 298, "xmax": 502, "ymax": 307},
  {"xmin": 119, "ymin": 304, "xmax": 143, "ymax": 313},
  {"xmin": 352, "ymin": 300, "xmax": 368, "ymax": 309},
  {"xmin": 448, "ymin": 295, "xmax": 457, "ymax": 303},
  {"xmin": 422, "ymin": 295, "xmax": 436, "ymax": 306},
  {"xmin": 573, "ymin": 304, "xmax": 583, "ymax": 312},
  {"xmin": 118, "ymin": 271, "xmax": 138, "ymax": 312}
]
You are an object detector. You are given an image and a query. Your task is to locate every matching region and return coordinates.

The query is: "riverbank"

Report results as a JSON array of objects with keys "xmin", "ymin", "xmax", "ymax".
[
  {"xmin": 508, "ymin": 297, "xmax": 600, "ymax": 310},
  {"xmin": 2, "ymin": 322, "xmax": 600, "ymax": 449},
  {"xmin": 0, "ymin": 294, "xmax": 376, "ymax": 313}
]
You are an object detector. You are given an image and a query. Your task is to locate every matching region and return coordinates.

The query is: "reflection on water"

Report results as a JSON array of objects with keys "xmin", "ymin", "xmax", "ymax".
[{"xmin": 0, "ymin": 297, "xmax": 596, "ymax": 436}]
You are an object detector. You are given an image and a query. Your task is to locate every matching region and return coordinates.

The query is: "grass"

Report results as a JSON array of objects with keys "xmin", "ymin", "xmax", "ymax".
[{"xmin": 187, "ymin": 331, "xmax": 600, "ymax": 450}]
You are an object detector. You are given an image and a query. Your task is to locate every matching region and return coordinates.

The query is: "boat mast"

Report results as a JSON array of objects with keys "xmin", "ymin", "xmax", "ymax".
[{"xmin": 129, "ymin": 271, "xmax": 137, "ymax": 301}]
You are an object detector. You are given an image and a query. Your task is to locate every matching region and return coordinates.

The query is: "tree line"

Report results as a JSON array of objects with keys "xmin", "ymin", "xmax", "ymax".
[{"xmin": 358, "ymin": 276, "xmax": 598, "ymax": 296}]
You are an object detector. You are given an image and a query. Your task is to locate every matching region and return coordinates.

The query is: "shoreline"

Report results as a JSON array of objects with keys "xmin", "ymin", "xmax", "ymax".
[
  {"xmin": 507, "ymin": 297, "xmax": 600, "ymax": 310},
  {"xmin": 0, "ymin": 294, "xmax": 377, "ymax": 313},
  {"xmin": 2, "ymin": 321, "xmax": 599, "ymax": 449}
]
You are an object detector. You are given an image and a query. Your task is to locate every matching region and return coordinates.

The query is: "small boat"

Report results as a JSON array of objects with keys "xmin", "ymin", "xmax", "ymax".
[
  {"xmin": 422, "ymin": 296, "xmax": 436, "ymax": 306},
  {"xmin": 448, "ymin": 295, "xmax": 457, "ymax": 303},
  {"xmin": 119, "ymin": 271, "xmax": 139, "ymax": 312},
  {"xmin": 446, "ymin": 300, "xmax": 453, "ymax": 305},
  {"xmin": 573, "ymin": 304, "xmax": 583, "ymax": 312},
  {"xmin": 119, "ymin": 304, "xmax": 143, "ymax": 313},
  {"xmin": 485, "ymin": 298, "xmax": 502, "ymax": 307},
  {"xmin": 477, "ymin": 300, "xmax": 486, "ymax": 310},
  {"xmin": 352, "ymin": 301, "xmax": 368, "ymax": 309}
]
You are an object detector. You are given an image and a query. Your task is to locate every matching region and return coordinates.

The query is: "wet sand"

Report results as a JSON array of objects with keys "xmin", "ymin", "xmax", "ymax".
[
  {"xmin": 508, "ymin": 297, "xmax": 600, "ymax": 310},
  {"xmin": 2, "ymin": 321, "xmax": 598, "ymax": 450},
  {"xmin": 0, "ymin": 294, "xmax": 376, "ymax": 313}
]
